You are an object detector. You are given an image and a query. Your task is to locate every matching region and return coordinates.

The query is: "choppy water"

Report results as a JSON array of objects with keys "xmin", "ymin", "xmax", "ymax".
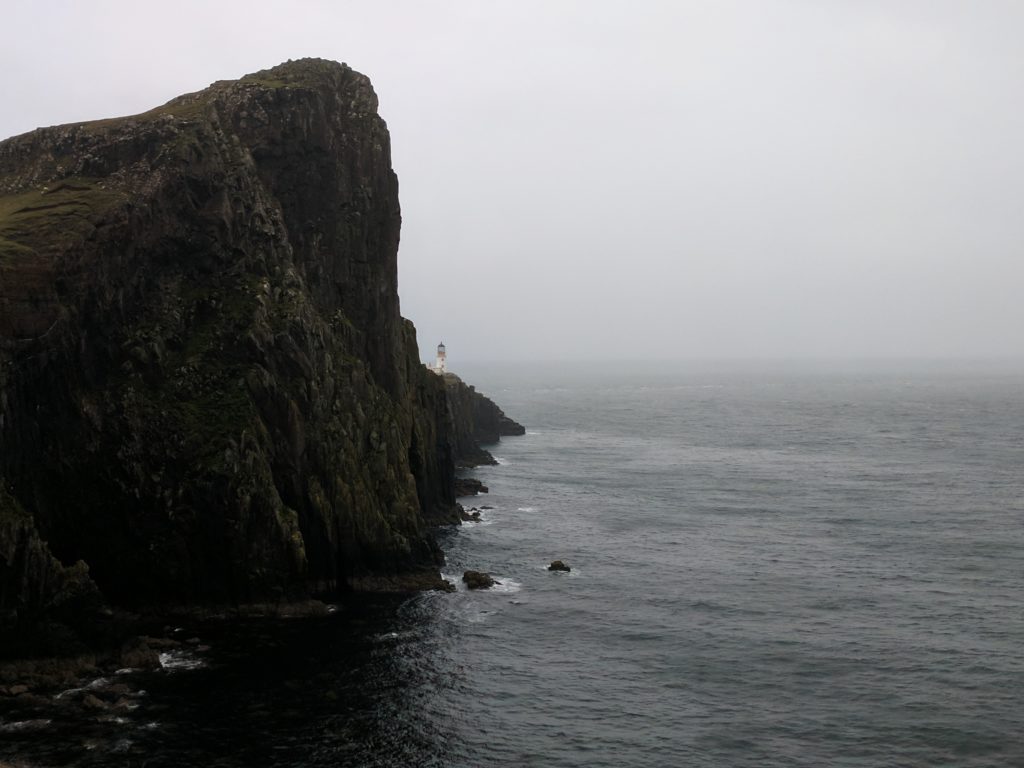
[{"xmin": 4, "ymin": 361, "xmax": 1023, "ymax": 766}]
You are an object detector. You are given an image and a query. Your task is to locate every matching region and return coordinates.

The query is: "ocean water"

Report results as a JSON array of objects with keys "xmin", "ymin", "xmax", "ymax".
[{"xmin": 3, "ymin": 361, "xmax": 1023, "ymax": 766}]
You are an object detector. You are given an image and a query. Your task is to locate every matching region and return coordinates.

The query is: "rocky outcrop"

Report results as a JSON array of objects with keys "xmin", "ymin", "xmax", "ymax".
[
  {"xmin": 0, "ymin": 58, "xmax": 517, "ymax": 628},
  {"xmin": 0, "ymin": 486, "xmax": 102, "ymax": 654},
  {"xmin": 443, "ymin": 372, "xmax": 524, "ymax": 467},
  {"xmin": 461, "ymin": 570, "xmax": 498, "ymax": 590},
  {"xmin": 454, "ymin": 478, "xmax": 488, "ymax": 498}
]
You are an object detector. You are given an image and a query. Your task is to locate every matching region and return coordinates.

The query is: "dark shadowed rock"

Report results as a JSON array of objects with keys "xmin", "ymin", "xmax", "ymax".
[
  {"xmin": 454, "ymin": 478, "xmax": 488, "ymax": 497},
  {"xmin": 459, "ymin": 507, "xmax": 482, "ymax": 522},
  {"xmin": 81, "ymin": 693, "xmax": 107, "ymax": 710},
  {"xmin": 0, "ymin": 58, "xmax": 521, "ymax": 650},
  {"xmin": 548, "ymin": 560, "xmax": 571, "ymax": 572},
  {"xmin": 442, "ymin": 372, "xmax": 525, "ymax": 459},
  {"xmin": 462, "ymin": 571, "xmax": 499, "ymax": 590}
]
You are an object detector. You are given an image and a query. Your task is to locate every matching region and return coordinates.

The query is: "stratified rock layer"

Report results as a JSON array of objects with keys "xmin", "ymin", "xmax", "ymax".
[{"xmin": 0, "ymin": 59, "xmax": 482, "ymax": 618}]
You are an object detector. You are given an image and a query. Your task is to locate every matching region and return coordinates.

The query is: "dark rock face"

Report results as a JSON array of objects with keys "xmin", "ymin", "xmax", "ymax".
[
  {"xmin": 548, "ymin": 560, "xmax": 571, "ymax": 572},
  {"xmin": 0, "ymin": 58, "xmax": 483, "ymax": 619},
  {"xmin": 442, "ymin": 373, "xmax": 524, "ymax": 466},
  {"xmin": 462, "ymin": 570, "xmax": 498, "ymax": 590},
  {"xmin": 454, "ymin": 478, "xmax": 488, "ymax": 498},
  {"xmin": 0, "ymin": 486, "xmax": 103, "ymax": 650}
]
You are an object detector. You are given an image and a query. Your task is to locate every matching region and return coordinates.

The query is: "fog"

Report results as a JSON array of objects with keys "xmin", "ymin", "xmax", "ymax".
[{"xmin": 3, "ymin": 1, "xmax": 1022, "ymax": 363}]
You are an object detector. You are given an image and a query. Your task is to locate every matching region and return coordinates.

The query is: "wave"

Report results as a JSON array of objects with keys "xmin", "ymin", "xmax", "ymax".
[
  {"xmin": 158, "ymin": 650, "xmax": 207, "ymax": 672},
  {"xmin": 0, "ymin": 719, "xmax": 51, "ymax": 733}
]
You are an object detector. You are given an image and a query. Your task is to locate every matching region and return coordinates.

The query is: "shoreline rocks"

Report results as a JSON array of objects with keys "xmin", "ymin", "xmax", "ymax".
[
  {"xmin": 454, "ymin": 478, "xmax": 489, "ymax": 497},
  {"xmin": 459, "ymin": 506, "xmax": 482, "ymax": 522},
  {"xmin": 462, "ymin": 571, "xmax": 499, "ymax": 590}
]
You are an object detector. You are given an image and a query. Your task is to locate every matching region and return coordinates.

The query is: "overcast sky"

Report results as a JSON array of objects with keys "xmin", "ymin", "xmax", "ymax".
[{"xmin": 3, "ymin": 1, "xmax": 1022, "ymax": 363}]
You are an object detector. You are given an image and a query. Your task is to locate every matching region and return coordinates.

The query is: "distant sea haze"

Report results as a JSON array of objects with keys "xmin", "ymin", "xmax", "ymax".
[{"xmin": 5, "ymin": 361, "xmax": 1022, "ymax": 766}]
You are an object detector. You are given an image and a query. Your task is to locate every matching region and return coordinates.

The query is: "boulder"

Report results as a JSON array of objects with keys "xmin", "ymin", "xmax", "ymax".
[
  {"xmin": 82, "ymin": 693, "xmax": 107, "ymax": 710},
  {"xmin": 548, "ymin": 560, "xmax": 571, "ymax": 572},
  {"xmin": 462, "ymin": 571, "xmax": 499, "ymax": 590}
]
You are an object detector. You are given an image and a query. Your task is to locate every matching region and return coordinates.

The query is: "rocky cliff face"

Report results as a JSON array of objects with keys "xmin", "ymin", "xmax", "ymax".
[
  {"xmin": 0, "ymin": 59, "xmax": 507, "ymax": 626},
  {"xmin": 443, "ymin": 373, "xmax": 525, "ymax": 467}
]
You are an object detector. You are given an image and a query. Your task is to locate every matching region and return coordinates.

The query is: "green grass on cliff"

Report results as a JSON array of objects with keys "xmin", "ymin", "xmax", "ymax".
[
  {"xmin": 0, "ymin": 179, "xmax": 126, "ymax": 264},
  {"xmin": 75, "ymin": 59, "xmax": 347, "ymax": 135}
]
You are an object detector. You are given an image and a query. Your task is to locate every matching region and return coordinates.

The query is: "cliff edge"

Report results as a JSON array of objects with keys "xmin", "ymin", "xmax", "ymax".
[
  {"xmin": 0, "ymin": 59, "xmax": 515, "ymax": 642},
  {"xmin": 443, "ymin": 373, "xmax": 525, "ymax": 467}
]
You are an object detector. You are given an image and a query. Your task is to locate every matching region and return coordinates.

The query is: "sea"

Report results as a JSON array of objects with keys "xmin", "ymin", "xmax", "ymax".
[{"xmin": 2, "ymin": 360, "xmax": 1023, "ymax": 767}]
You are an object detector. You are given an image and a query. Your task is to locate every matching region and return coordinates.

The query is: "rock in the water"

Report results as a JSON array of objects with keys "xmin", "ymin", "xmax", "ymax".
[
  {"xmin": 459, "ymin": 507, "xmax": 481, "ymax": 522},
  {"xmin": 462, "ymin": 570, "xmax": 499, "ymax": 590},
  {"xmin": 81, "ymin": 693, "xmax": 107, "ymax": 710},
  {"xmin": 548, "ymin": 560, "xmax": 571, "ymax": 572}
]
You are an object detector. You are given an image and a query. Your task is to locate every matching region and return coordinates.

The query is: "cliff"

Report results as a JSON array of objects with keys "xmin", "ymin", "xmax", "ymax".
[
  {"xmin": 0, "ymin": 59, "xmax": 517, "ymax": 639},
  {"xmin": 443, "ymin": 373, "xmax": 525, "ymax": 467}
]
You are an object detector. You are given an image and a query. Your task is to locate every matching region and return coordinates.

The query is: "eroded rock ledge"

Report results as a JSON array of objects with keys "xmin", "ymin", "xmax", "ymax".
[
  {"xmin": 0, "ymin": 58, "xmax": 521, "ymax": 652},
  {"xmin": 443, "ymin": 372, "xmax": 524, "ymax": 468}
]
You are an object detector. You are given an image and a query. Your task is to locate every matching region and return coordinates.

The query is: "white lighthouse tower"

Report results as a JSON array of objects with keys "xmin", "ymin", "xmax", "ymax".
[{"xmin": 433, "ymin": 342, "xmax": 447, "ymax": 374}]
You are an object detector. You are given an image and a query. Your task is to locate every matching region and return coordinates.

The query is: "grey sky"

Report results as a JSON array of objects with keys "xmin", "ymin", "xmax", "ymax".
[{"xmin": 4, "ymin": 1, "xmax": 1022, "ymax": 362}]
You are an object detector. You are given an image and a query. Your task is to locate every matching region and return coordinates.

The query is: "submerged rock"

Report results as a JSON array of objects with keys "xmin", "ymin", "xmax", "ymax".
[{"xmin": 462, "ymin": 571, "xmax": 499, "ymax": 590}]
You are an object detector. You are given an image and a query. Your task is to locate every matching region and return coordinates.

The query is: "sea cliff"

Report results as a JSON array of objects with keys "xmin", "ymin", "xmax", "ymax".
[
  {"xmin": 0, "ymin": 59, "xmax": 521, "ymax": 650},
  {"xmin": 443, "ymin": 372, "xmax": 525, "ymax": 467}
]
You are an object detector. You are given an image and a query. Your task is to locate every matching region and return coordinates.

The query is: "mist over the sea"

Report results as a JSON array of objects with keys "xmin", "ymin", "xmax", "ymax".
[{"xmin": 3, "ymin": 1, "xmax": 1023, "ymax": 363}]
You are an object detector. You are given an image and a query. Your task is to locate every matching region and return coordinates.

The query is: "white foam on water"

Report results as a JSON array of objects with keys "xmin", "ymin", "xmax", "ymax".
[
  {"xmin": 158, "ymin": 650, "xmax": 207, "ymax": 672},
  {"xmin": 494, "ymin": 456, "xmax": 510, "ymax": 465},
  {"xmin": 372, "ymin": 630, "xmax": 412, "ymax": 643},
  {"xmin": 0, "ymin": 719, "xmax": 52, "ymax": 732},
  {"xmin": 55, "ymin": 675, "xmax": 108, "ymax": 700},
  {"xmin": 441, "ymin": 572, "xmax": 465, "ymax": 590},
  {"xmin": 489, "ymin": 577, "xmax": 522, "ymax": 594},
  {"xmin": 516, "ymin": 506, "xmax": 536, "ymax": 512},
  {"xmin": 99, "ymin": 715, "xmax": 130, "ymax": 725}
]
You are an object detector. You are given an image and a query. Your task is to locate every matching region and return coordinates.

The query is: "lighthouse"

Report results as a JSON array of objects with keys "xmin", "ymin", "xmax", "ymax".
[{"xmin": 433, "ymin": 342, "xmax": 447, "ymax": 374}]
